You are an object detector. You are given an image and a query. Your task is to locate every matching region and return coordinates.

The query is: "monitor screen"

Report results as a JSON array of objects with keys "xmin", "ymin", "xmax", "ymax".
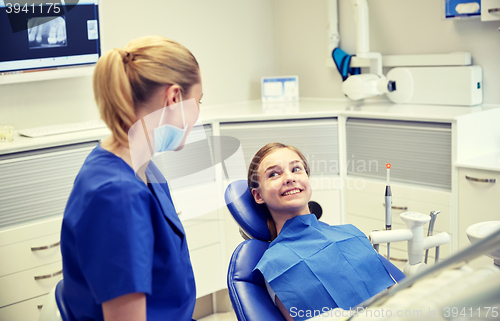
[{"xmin": 0, "ymin": 0, "xmax": 101, "ymax": 77}]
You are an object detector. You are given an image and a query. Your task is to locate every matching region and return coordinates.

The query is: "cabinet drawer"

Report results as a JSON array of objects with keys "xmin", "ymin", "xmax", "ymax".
[
  {"xmin": 458, "ymin": 168, "xmax": 500, "ymax": 251},
  {"xmin": 0, "ymin": 294, "xmax": 47, "ymax": 321},
  {"xmin": 0, "ymin": 217, "xmax": 62, "ymax": 247},
  {"xmin": 172, "ymin": 182, "xmax": 220, "ymax": 222},
  {"xmin": 185, "ymin": 216, "xmax": 220, "ymax": 251},
  {"xmin": 0, "ymin": 233, "xmax": 61, "ymax": 277},
  {"xmin": 0, "ymin": 261, "xmax": 62, "ymax": 308},
  {"xmin": 190, "ymin": 243, "xmax": 223, "ymax": 298}
]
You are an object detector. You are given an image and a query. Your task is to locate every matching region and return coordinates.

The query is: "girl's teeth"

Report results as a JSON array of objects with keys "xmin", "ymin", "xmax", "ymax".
[{"xmin": 284, "ymin": 189, "xmax": 300, "ymax": 196}]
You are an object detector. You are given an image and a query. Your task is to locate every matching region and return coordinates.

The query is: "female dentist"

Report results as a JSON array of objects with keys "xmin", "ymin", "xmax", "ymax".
[{"xmin": 60, "ymin": 36, "xmax": 203, "ymax": 321}]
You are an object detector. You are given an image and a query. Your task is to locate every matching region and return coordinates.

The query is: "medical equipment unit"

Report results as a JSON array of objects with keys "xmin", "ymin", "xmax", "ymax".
[
  {"xmin": 308, "ymin": 227, "xmax": 500, "ymax": 321},
  {"xmin": 371, "ymin": 163, "xmax": 450, "ymax": 277},
  {"xmin": 339, "ymin": 0, "xmax": 483, "ymax": 106}
]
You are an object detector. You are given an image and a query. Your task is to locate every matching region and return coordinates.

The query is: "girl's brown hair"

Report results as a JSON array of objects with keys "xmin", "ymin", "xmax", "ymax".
[
  {"xmin": 93, "ymin": 36, "xmax": 200, "ymax": 150},
  {"xmin": 247, "ymin": 142, "xmax": 310, "ymax": 240}
]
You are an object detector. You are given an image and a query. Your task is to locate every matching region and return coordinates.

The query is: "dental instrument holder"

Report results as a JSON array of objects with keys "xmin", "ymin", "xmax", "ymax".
[
  {"xmin": 385, "ymin": 163, "xmax": 392, "ymax": 261},
  {"xmin": 424, "ymin": 210, "xmax": 441, "ymax": 264},
  {"xmin": 369, "ymin": 212, "xmax": 450, "ymax": 278}
]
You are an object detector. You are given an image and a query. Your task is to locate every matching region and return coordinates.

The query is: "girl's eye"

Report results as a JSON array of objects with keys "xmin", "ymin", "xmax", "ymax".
[
  {"xmin": 292, "ymin": 166, "xmax": 302, "ymax": 172},
  {"xmin": 269, "ymin": 172, "xmax": 279, "ymax": 178}
]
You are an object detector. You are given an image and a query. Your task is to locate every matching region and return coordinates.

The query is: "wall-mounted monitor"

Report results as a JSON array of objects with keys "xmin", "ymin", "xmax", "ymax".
[{"xmin": 0, "ymin": 0, "xmax": 101, "ymax": 84}]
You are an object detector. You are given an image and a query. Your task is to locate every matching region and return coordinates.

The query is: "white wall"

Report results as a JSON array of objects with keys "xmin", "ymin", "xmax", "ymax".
[
  {"xmin": 0, "ymin": 0, "xmax": 277, "ymax": 130},
  {"xmin": 274, "ymin": 0, "xmax": 500, "ymax": 105}
]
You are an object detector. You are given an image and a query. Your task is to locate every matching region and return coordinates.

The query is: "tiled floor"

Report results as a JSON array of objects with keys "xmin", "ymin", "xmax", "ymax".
[{"xmin": 198, "ymin": 311, "xmax": 238, "ymax": 321}]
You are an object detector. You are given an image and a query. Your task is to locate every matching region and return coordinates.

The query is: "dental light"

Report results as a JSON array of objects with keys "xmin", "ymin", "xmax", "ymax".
[{"xmin": 342, "ymin": 0, "xmax": 396, "ymax": 100}]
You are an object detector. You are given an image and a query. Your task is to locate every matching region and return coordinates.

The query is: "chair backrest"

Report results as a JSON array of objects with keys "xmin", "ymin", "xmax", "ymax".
[
  {"xmin": 225, "ymin": 179, "xmax": 271, "ymax": 242},
  {"xmin": 38, "ymin": 279, "xmax": 75, "ymax": 321},
  {"xmin": 55, "ymin": 279, "xmax": 77, "ymax": 321},
  {"xmin": 225, "ymin": 180, "xmax": 285, "ymax": 321},
  {"xmin": 224, "ymin": 180, "xmax": 406, "ymax": 321}
]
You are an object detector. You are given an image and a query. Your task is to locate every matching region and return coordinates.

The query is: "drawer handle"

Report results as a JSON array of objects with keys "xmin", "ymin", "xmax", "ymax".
[
  {"xmin": 31, "ymin": 241, "xmax": 60, "ymax": 252},
  {"xmin": 465, "ymin": 175, "xmax": 496, "ymax": 183},
  {"xmin": 382, "ymin": 203, "xmax": 408, "ymax": 211},
  {"xmin": 34, "ymin": 269, "xmax": 62, "ymax": 280},
  {"xmin": 489, "ymin": 8, "xmax": 500, "ymax": 13}
]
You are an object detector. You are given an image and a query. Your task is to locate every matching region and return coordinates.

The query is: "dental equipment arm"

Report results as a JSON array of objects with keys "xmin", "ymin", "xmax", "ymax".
[
  {"xmin": 343, "ymin": 0, "xmax": 396, "ymax": 100},
  {"xmin": 369, "ymin": 212, "xmax": 450, "ymax": 278}
]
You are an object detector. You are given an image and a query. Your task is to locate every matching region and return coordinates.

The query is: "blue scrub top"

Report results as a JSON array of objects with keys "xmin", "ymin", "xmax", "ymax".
[{"xmin": 60, "ymin": 144, "xmax": 196, "ymax": 321}]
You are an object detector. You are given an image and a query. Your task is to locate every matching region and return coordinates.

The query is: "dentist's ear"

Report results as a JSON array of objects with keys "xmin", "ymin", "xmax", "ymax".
[
  {"xmin": 164, "ymin": 84, "xmax": 182, "ymax": 107},
  {"xmin": 251, "ymin": 188, "xmax": 265, "ymax": 205}
]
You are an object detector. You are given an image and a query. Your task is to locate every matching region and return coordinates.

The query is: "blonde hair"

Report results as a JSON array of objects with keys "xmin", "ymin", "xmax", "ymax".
[
  {"xmin": 93, "ymin": 36, "xmax": 200, "ymax": 150},
  {"xmin": 248, "ymin": 143, "xmax": 310, "ymax": 240}
]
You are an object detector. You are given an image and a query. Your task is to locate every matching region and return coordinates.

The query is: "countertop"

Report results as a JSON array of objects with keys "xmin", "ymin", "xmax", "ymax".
[
  {"xmin": 455, "ymin": 151, "xmax": 500, "ymax": 172},
  {"xmin": 199, "ymin": 98, "xmax": 484, "ymax": 123},
  {"xmin": 0, "ymin": 98, "xmax": 493, "ymax": 155}
]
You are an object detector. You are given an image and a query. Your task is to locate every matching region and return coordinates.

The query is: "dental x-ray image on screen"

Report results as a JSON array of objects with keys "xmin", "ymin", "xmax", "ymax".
[{"xmin": 28, "ymin": 17, "xmax": 67, "ymax": 49}]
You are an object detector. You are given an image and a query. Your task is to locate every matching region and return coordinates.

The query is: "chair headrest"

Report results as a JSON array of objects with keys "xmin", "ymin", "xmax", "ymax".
[{"xmin": 224, "ymin": 180, "xmax": 271, "ymax": 242}]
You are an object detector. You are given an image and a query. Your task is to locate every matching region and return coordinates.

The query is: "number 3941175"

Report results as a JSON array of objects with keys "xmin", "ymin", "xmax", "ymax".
[{"xmin": 5, "ymin": 2, "xmax": 61, "ymax": 14}]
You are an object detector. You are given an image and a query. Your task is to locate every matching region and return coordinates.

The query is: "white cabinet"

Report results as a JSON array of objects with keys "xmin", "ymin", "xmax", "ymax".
[
  {"xmin": 183, "ymin": 210, "xmax": 225, "ymax": 298},
  {"xmin": 0, "ymin": 141, "xmax": 96, "ymax": 321},
  {"xmin": 0, "ymin": 217, "xmax": 63, "ymax": 321},
  {"xmin": 457, "ymin": 167, "xmax": 500, "ymax": 267}
]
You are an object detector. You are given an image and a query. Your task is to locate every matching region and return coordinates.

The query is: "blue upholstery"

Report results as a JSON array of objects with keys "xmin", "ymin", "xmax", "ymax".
[
  {"xmin": 225, "ymin": 180, "xmax": 271, "ymax": 242},
  {"xmin": 225, "ymin": 180, "xmax": 406, "ymax": 321},
  {"xmin": 228, "ymin": 240, "xmax": 286, "ymax": 321},
  {"xmin": 55, "ymin": 280, "xmax": 77, "ymax": 321}
]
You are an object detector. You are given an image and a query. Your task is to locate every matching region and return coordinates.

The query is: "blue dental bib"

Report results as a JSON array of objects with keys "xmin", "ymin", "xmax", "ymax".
[{"xmin": 254, "ymin": 214, "xmax": 394, "ymax": 320}]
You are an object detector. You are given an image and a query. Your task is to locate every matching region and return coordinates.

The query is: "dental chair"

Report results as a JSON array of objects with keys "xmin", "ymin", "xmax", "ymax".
[
  {"xmin": 39, "ymin": 279, "xmax": 76, "ymax": 321},
  {"xmin": 225, "ymin": 180, "xmax": 406, "ymax": 321}
]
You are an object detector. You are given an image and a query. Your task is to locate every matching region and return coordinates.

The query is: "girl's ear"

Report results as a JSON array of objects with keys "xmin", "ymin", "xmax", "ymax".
[{"xmin": 251, "ymin": 188, "xmax": 265, "ymax": 204}]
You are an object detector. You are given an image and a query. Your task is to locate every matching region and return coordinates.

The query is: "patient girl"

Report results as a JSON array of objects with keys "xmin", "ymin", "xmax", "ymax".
[{"xmin": 248, "ymin": 143, "xmax": 395, "ymax": 321}]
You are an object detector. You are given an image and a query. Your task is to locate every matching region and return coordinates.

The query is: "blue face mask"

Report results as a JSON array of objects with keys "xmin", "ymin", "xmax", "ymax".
[{"xmin": 153, "ymin": 93, "xmax": 187, "ymax": 155}]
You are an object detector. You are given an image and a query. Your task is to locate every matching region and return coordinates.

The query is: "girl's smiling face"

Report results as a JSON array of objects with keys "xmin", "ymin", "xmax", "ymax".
[{"xmin": 251, "ymin": 148, "xmax": 312, "ymax": 218}]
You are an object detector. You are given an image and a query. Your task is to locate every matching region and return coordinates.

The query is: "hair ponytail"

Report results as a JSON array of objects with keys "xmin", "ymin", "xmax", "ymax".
[{"xmin": 93, "ymin": 49, "xmax": 136, "ymax": 149}]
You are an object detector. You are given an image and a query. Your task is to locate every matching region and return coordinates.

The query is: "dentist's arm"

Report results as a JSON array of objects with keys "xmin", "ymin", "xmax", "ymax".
[{"xmin": 102, "ymin": 293, "xmax": 146, "ymax": 321}]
